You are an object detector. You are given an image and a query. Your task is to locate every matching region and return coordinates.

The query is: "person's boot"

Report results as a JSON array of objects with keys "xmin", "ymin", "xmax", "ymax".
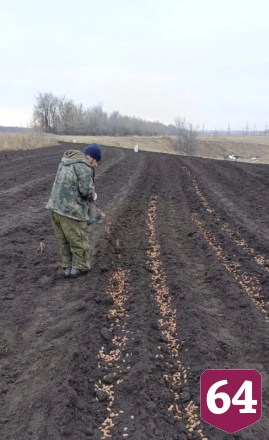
[
  {"xmin": 63, "ymin": 266, "xmax": 72, "ymax": 277},
  {"xmin": 70, "ymin": 266, "xmax": 88, "ymax": 278}
]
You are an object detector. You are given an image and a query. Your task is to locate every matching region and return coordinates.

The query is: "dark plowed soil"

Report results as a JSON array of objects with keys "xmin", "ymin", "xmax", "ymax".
[{"xmin": 0, "ymin": 145, "xmax": 269, "ymax": 440}]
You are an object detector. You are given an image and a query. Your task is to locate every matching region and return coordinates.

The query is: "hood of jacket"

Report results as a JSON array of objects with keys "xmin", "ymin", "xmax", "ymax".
[{"xmin": 61, "ymin": 150, "xmax": 92, "ymax": 167}]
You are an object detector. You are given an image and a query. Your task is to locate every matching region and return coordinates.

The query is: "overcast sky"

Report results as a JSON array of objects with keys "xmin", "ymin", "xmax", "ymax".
[{"xmin": 1, "ymin": 0, "xmax": 268, "ymax": 130}]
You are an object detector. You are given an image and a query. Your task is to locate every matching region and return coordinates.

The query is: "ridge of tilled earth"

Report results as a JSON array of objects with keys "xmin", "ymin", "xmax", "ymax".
[
  {"xmin": 181, "ymin": 166, "xmax": 269, "ymax": 320},
  {"xmin": 154, "ymin": 155, "xmax": 269, "ymax": 439},
  {"xmin": 0, "ymin": 148, "xmax": 269, "ymax": 440},
  {"xmin": 179, "ymin": 157, "xmax": 269, "ymax": 256}
]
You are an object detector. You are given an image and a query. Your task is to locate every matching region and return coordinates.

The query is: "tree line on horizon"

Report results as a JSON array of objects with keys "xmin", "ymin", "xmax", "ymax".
[{"xmin": 32, "ymin": 92, "xmax": 178, "ymax": 137}]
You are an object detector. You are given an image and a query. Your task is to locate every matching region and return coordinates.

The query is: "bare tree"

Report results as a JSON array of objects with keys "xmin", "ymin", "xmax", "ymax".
[
  {"xmin": 58, "ymin": 97, "xmax": 78, "ymax": 134},
  {"xmin": 33, "ymin": 92, "xmax": 60, "ymax": 133},
  {"xmin": 174, "ymin": 117, "xmax": 199, "ymax": 154},
  {"xmin": 187, "ymin": 123, "xmax": 199, "ymax": 154}
]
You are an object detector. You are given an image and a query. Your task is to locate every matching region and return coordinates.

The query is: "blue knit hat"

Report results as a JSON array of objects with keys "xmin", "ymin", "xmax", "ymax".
[{"xmin": 84, "ymin": 143, "xmax": 102, "ymax": 162}]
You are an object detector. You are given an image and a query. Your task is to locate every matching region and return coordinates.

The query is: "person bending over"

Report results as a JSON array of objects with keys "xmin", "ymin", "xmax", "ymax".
[{"xmin": 46, "ymin": 143, "xmax": 103, "ymax": 278}]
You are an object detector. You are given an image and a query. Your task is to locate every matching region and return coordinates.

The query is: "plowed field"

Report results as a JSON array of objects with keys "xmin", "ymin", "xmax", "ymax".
[{"xmin": 0, "ymin": 144, "xmax": 269, "ymax": 440}]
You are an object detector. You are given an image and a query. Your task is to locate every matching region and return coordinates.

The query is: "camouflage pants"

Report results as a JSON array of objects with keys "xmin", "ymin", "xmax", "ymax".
[{"xmin": 50, "ymin": 212, "xmax": 91, "ymax": 271}]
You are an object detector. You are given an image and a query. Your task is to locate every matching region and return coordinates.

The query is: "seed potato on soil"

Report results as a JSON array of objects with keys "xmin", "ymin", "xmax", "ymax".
[{"xmin": 0, "ymin": 143, "xmax": 269, "ymax": 439}]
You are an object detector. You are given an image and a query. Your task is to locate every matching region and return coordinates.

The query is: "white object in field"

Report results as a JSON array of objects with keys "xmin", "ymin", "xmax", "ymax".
[
  {"xmin": 229, "ymin": 154, "xmax": 237, "ymax": 160},
  {"xmin": 93, "ymin": 193, "xmax": 97, "ymax": 201},
  {"xmin": 134, "ymin": 144, "xmax": 139, "ymax": 153},
  {"xmin": 250, "ymin": 156, "xmax": 259, "ymax": 162},
  {"xmin": 73, "ymin": 139, "xmax": 77, "ymax": 143}
]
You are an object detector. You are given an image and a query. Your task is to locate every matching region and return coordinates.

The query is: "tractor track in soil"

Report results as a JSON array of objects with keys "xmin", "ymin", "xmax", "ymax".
[{"xmin": 0, "ymin": 145, "xmax": 269, "ymax": 440}]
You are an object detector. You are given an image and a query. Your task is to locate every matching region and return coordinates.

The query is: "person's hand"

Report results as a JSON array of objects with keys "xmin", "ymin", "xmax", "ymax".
[
  {"xmin": 93, "ymin": 193, "xmax": 97, "ymax": 201},
  {"xmin": 101, "ymin": 211, "xmax": 106, "ymax": 219}
]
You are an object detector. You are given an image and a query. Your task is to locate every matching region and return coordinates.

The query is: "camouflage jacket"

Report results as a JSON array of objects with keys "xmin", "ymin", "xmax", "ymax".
[{"xmin": 46, "ymin": 150, "xmax": 96, "ymax": 221}]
